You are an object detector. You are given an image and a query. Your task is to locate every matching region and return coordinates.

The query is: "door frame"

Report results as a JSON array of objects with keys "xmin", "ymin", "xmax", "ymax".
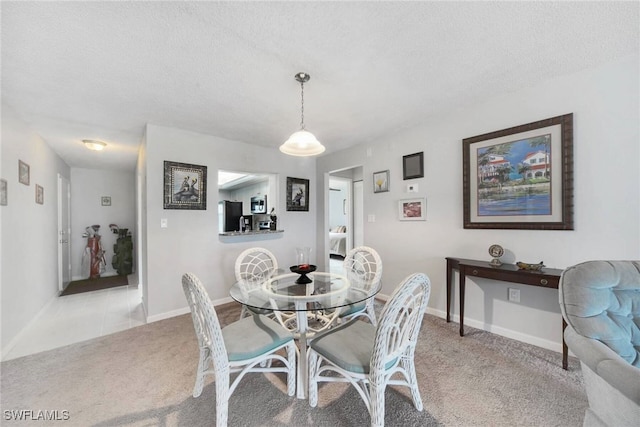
[{"xmin": 57, "ymin": 174, "xmax": 71, "ymax": 292}]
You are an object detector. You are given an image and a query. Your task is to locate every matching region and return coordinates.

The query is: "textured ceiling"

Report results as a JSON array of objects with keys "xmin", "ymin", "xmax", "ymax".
[{"xmin": 2, "ymin": 1, "xmax": 638, "ymax": 171}]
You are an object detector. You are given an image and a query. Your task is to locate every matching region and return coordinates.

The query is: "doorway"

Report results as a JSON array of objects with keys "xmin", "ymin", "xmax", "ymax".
[
  {"xmin": 327, "ymin": 166, "xmax": 364, "ymax": 272},
  {"xmin": 57, "ymin": 174, "xmax": 71, "ymax": 292}
]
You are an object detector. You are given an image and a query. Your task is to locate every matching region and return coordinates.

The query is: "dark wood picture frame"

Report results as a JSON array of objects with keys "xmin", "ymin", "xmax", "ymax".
[
  {"xmin": 163, "ymin": 160, "xmax": 207, "ymax": 210},
  {"xmin": 286, "ymin": 177, "xmax": 309, "ymax": 211},
  {"xmin": 403, "ymin": 152, "xmax": 424, "ymax": 180},
  {"xmin": 463, "ymin": 113, "xmax": 573, "ymax": 230}
]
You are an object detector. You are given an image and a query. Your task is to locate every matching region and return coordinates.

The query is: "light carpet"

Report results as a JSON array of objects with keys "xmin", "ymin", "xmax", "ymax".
[{"xmin": 0, "ymin": 302, "xmax": 587, "ymax": 426}]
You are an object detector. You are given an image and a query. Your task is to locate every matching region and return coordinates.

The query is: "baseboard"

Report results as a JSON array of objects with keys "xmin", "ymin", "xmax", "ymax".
[
  {"xmin": 145, "ymin": 296, "xmax": 234, "ymax": 323},
  {"xmin": 426, "ymin": 307, "xmax": 563, "ymax": 354},
  {"xmin": 1, "ymin": 294, "xmax": 58, "ymax": 361}
]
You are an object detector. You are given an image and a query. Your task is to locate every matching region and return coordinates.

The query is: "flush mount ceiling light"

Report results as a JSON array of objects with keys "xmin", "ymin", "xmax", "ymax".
[
  {"xmin": 279, "ymin": 72, "xmax": 325, "ymax": 157},
  {"xmin": 83, "ymin": 139, "xmax": 107, "ymax": 151}
]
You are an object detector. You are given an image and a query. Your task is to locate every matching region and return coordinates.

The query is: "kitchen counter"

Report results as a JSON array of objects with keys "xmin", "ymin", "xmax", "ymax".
[{"xmin": 218, "ymin": 229, "xmax": 284, "ymax": 237}]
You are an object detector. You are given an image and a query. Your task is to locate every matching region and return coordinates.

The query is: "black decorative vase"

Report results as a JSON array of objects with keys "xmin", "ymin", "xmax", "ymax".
[{"xmin": 290, "ymin": 265, "xmax": 316, "ymax": 284}]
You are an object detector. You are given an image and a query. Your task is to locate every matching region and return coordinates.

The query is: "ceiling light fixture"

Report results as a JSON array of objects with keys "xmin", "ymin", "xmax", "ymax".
[
  {"xmin": 279, "ymin": 72, "xmax": 325, "ymax": 157},
  {"xmin": 83, "ymin": 139, "xmax": 107, "ymax": 151}
]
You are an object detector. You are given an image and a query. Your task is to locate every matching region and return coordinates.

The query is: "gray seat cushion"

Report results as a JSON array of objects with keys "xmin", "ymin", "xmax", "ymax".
[
  {"xmin": 310, "ymin": 320, "xmax": 396, "ymax": 374},
  {"xmin": 222, "ymin": 315, "xmax": 293, "ymax": 362}
]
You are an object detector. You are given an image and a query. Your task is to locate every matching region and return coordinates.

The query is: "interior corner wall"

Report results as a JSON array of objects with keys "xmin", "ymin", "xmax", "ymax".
[
  {"xmin": 316, "ymin": 54, "xmax": 640, "ymax": 352},
  {"xmin": 70, "ymin": 168, "xmax": 136, "ymax": 280},
  {"xmin": 141, "ymin": 124, "xmax": 317, "ymax": 320},
  {"xmin": 1, "ymin": 104, "xmax": 70, "ymax": 354}
]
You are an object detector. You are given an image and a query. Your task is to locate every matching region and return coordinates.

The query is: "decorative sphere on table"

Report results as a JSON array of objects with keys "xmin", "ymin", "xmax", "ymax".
[{"xmin": 488, "ymin": 244, "xmax": 504, "ymax": 266}]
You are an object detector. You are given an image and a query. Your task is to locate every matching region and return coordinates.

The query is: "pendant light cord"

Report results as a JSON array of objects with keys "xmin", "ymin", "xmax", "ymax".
[{"xmin": 300, "ymin": 81, "xmax": 305, "ymax": 130}]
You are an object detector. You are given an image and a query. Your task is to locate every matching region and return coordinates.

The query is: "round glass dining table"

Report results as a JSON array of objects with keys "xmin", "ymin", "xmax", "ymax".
[{"xmin": 229, "ymin": 270, "xmax": 380, "ymax": 398}]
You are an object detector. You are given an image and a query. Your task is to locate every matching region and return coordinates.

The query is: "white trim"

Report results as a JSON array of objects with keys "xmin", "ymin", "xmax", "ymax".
[
  {"xmin": 145, "ymin": 296, "xmax": 234, "ymax": 323},
  {"xmin": 425, "ymin": 307, "xmax": 567, "ymax": 355}
]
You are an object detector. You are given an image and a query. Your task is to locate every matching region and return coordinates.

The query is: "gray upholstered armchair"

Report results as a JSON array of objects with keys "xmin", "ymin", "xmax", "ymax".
[{"xmin": 558, "ymin": 260, "xmax": 640, "ymax": 427}]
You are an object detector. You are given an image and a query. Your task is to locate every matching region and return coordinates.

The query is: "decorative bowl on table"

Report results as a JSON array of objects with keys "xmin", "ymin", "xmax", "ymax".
[
  {"xmin": 516, "ymin": 261, "xmax": 545, "ymax": 271},
  {"xmin": 290, "ymin": 264, "xmax": 317, "ymax": 284}
]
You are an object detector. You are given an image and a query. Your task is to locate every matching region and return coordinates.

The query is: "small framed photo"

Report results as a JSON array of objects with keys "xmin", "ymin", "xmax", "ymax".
[
  {"xmin": 399, "ymin": 197, "xmax": 426, "ymax": 221},
  {"xmin": 164, "ymin": 160, "xmax": 207, "ymax": 210},
  {"xmin": 19, "ymin": 160, "xmax": 30, "ymax": 185},
  {"xmin": 403, "ymin": 152, "xmax": 424, "ymax": 180},
  {"xmin": 286, "ymin": 177, "xmax": 309, "ymax": 211},
  {"xmin": 1, "ymin": 179, "xmax": 7, "ymax": 206},
  {"xmin": 101, "ymin": 196, "xmax": 111, "ymax": 206},
  {"xmin": 35, "ymin": 184, "xmax": 44, "ymax": 205},
  {"xmin": 373, "ymin": 170, "xmax": 389, "ymax": 193}
]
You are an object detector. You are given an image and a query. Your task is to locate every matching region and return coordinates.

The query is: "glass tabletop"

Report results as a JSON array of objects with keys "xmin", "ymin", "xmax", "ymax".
[{"xmin": 230, "ymin": 270, "xmax": 379, "ymax": 312}]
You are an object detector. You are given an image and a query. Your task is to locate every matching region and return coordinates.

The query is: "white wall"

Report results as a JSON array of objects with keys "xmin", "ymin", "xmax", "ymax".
[
  {"xmin": 317, "ymin": 54, "xmax": 640, "ymax": 352},
  {"xmin": 70, "ymin": 168, "xmax": 136, "ymax": 279},
  {"xmin": 141, "ymin": 124, "xmax": 317, "ymax": 320},
  {"xmin": 1, "ymin": 105, "xmax": 70, "ymax": 354}
]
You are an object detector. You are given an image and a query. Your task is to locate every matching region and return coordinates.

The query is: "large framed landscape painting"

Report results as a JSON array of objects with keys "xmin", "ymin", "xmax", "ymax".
[{"xmin": 463, "ymin": 114, "xmax": 573, "ymax": 230}]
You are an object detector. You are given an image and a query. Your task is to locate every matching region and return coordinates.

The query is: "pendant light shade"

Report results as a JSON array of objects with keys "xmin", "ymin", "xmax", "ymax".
[{"xmin": 280, "ymin": 72, "xmax": 325, "ymax": 157}]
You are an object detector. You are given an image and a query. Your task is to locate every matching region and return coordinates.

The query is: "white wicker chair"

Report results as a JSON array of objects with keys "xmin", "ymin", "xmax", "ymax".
[
  {"xmin": 235, "ymin": 247, "xmax": 278, "ymax": 319},
  {"xmin": 339, "ymin": 246, "xmax": 383, "ymax": 325},
  {"xmin": 308, "ymin": 272, "xmax": 431, "ymax": 427},
  {"xmin": 182, "ymin": 273, "xmax": 296, "ymax": 427}
]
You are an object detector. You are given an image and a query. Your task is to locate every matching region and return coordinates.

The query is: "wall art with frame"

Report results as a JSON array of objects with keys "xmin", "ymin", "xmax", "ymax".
[
  {"xmin": 18, "ymin": 160, "xmax": 30, "ymax": 185},
  {"xmin": 463, "ymin": 113, "xmax": 573, "ymax": 230},
  {"xmin": 163, "ymin": 161, "xmax": 207, "ymax": 210},
  {"xmin": 403, "ymin": 152, "xmax": 424, "ymax": 180},
  {"xmin": 373, "ymin": 170, "xmax": 389, "ymax": 193},
  {"xmin": 286, "ymin": 177, "xmax": 309, "ymax": 211},
  {"xmin": 35, "ymin": 184, "xmax": 44, "ymax": 205},
  {"xmin": 398, "ymin": 197, "xmax": 426, "ymax": 221},
  {"xmin": 1, "ymin": 179, "xmax": 7, "ymax": 206}
]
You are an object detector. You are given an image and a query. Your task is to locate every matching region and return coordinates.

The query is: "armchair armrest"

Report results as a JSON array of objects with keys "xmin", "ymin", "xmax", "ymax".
[{"xmin": 565, "ymin": 325, "xmax": 640, "ymax": 405}]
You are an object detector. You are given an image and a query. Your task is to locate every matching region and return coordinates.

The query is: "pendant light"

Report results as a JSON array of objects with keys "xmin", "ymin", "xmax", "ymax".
[
  {"xmin": 83, "ymin": 139, "xmax": 107, "ymax": 151},
  {"xmin": 280, "ymin": 72, "xmax": 325, "ymax": 156}
]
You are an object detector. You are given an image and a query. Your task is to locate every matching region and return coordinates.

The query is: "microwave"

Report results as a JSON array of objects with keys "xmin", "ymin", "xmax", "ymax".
[{"xmin": 250, "ymin": 195, "xmax": 267, "ymax": 214}]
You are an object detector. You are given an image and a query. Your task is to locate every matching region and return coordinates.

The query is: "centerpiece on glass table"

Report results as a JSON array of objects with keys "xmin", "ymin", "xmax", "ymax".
[{"xmin": 290, "ymin": 247, "xmax": 316, "ymax": 284}]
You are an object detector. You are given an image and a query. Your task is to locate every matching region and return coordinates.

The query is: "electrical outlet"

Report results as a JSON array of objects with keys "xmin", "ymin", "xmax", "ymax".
[{"xmin": 508, "ymin": 288, "xmax": 520, "ymax": 303}]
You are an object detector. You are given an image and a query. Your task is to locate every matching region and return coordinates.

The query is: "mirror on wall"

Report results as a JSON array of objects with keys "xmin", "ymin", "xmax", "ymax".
[{"xmin": 218, "ymin": 170, "xmax": 277, "ymax": 233}]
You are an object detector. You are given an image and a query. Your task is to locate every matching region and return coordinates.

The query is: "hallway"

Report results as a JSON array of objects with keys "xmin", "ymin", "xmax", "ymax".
[{"xmin": 3, "ymin": 277, "xmax": 144, "ymax": 361}]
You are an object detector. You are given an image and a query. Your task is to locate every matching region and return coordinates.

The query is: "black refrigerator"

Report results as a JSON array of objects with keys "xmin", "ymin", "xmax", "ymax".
[{"xmin": 218, "ymin": 201, "xmax": 243, "ymax": 232}]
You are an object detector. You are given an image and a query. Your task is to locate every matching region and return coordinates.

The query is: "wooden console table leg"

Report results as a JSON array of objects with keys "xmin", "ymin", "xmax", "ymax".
[
  {"xmin": 562, "ymin": 318, "xmax": 568, "ymax": 370},
  {"xmin": 446, "ymin": 260, "xmax": 453, "ymax": 323},
  {"xmin": 459, "ymin": 269, "xmax": 466, "ymax": 337}
]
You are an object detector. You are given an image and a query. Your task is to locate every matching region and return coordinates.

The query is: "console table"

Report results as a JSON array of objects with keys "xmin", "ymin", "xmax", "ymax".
[{"xmin": 446, "ymin": 257, "xmax": 568, "ymax": 370}]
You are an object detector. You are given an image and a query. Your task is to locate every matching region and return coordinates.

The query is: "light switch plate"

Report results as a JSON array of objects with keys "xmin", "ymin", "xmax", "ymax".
[
  {"xmin": 161, "ymin": 218, "xmax": 168, "ymax": 228},
  {"xmin": 368, "ymin": 214, "xmax": 376, "ymax": 223}
]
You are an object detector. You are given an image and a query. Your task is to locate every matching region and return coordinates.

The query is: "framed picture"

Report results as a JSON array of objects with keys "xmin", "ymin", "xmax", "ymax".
[
  {"xmin": 286, "ymin": 177, "xmax": 309, "ymax": 211},
  {"xmin": 1, "ymin": 179, "xmax": 7, "ymax": 206},
  {"xmin": 463, "ymin": 113, "xmax": 573, "ymax": 230},
  {"xmin": 101, "ymin": 196, "xmax": 111, "ymax": 206},
  {"xmin": 373, "ymin": 170, "xmax": 390, "ymax": 193},
  {"xmin": 399, "ymin": 197, "xmax": 426, "ymax": 221},
  {"xmin": 35, "ymin": 184, "xmax": 44, "ymax": 205},
  {"xmin": 19, "ymin": 160, "xmax": 30, "ymax": 185},
  {"xmin": 163, "ymin": 160, "xmax": 207, "ymax": 210},
  {"xmin": 403, "ymin": 152, "xmax": 424, "ymax": 180}
]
